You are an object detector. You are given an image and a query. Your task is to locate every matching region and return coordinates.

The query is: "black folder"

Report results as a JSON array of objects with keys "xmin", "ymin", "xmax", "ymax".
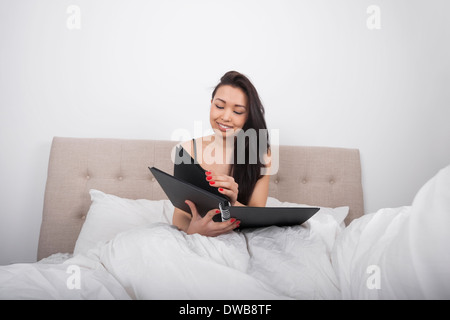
[{"xmin": 149, "ymin": 167, "xmax": 319, "ymax": 228}]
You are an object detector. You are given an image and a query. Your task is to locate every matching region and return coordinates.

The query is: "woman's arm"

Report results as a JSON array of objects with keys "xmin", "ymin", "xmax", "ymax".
[
  {"xmin": 245, "ymin": 150, "xmax": 272, "ymax": 207},
  {"xmin": 172, "ymin": 207, "xmax": 192, "ymax": 232},
  {"xmin": 239, "ymin": 173, "xmax": 270, "ymax": 207},
  {"xmin": 206, "ymin": 171, "xmax": 270, "ymax": 207},
  {"xmin": 209, "ymin": 151, "xmax": 272, "ymax": 207},
  {"xmin": 172, "ymin": 202, "xmax": 240, "ymax": 235}
]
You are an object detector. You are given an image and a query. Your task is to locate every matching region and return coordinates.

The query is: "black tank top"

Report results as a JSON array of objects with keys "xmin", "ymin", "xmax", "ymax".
[{"xmin": 173, "ymin": 139, "xmax": 226, "ymax": 199}]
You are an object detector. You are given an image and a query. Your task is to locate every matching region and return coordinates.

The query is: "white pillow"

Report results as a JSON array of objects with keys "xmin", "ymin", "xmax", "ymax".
[
  {"xmin": 74, "ymin": 189, "xmax": 174, "ymax": 255},
  {"xmin": 266, "ymin": 197, "xmax": 349, "ymax": 254}
]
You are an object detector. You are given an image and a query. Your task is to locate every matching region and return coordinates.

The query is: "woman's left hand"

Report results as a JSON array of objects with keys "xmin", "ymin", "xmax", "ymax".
[{"xmin": 205, "ymin": 171, "xmax": 239, "ymax": 205}]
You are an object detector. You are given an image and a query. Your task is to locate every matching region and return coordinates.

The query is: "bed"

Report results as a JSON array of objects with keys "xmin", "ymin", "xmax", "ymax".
[{"xmin": 1, "ymin": 137, "xmax": 449, "ymax": 300}]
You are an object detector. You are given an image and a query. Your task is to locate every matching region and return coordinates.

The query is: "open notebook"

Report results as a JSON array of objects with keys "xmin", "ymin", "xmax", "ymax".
[{"xmin": 149, "ymin": 167, "xmax": 319, "ymax": 228}]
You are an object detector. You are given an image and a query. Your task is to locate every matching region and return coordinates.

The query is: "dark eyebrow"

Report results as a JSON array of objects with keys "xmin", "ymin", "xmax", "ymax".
[{"xmin": 215, "ymin": 98, "xmax": 247, "ymax": 109}]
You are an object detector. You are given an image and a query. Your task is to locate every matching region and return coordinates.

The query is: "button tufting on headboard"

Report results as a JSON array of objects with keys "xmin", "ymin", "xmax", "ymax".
[{"xmin": 37, "ymin": 137, "xmax": 364, "ymax": 260}]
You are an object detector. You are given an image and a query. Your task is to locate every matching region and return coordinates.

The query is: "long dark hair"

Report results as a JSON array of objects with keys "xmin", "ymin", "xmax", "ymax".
[{"xmin": 211, "ymin": 71, "xmax": 270, "ymax": 205}]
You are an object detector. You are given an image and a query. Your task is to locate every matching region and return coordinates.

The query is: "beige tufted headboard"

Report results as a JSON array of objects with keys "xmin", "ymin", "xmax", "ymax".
[{"xmin": 37, "ymin": 137, "xmax": 364, "ymax": 260}]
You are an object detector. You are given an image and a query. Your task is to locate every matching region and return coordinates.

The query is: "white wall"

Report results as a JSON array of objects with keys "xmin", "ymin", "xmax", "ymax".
[{"xmin": 1, "ymin": 0, "xmax": 449, "ymax": 265}]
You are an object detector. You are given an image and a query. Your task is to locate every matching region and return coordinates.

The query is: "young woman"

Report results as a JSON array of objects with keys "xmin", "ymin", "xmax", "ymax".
[{"xmin": 172, "ymin": 71, "xmax": 271, "ymax": 236}]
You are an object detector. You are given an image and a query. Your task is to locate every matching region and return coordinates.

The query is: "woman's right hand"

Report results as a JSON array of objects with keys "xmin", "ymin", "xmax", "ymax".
[{"xmin": 184, "ymin": 200, "xmax": 240, "ymax": 236}]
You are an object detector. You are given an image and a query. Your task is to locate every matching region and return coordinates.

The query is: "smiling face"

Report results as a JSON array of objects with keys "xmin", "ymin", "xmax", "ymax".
[{"xmin": 210, "ymin": 85, "xmax": 249, "ymax": 139}]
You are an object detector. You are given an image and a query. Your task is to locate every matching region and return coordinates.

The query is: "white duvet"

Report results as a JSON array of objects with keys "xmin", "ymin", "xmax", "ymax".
[
  {"xmin": 1, "ymin": 164, "xmax": 449, "ymax": 300},
  {"xmin": 332, "ymin": 164, "xmax": 450, "ymax": 299},
  {"xmin": 71, "ymin": 221, "xmax": 341, "ymax": 300},
  {"xmin": 0, "ymin": 200, "xmax": 346, "ymax": 300}
]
